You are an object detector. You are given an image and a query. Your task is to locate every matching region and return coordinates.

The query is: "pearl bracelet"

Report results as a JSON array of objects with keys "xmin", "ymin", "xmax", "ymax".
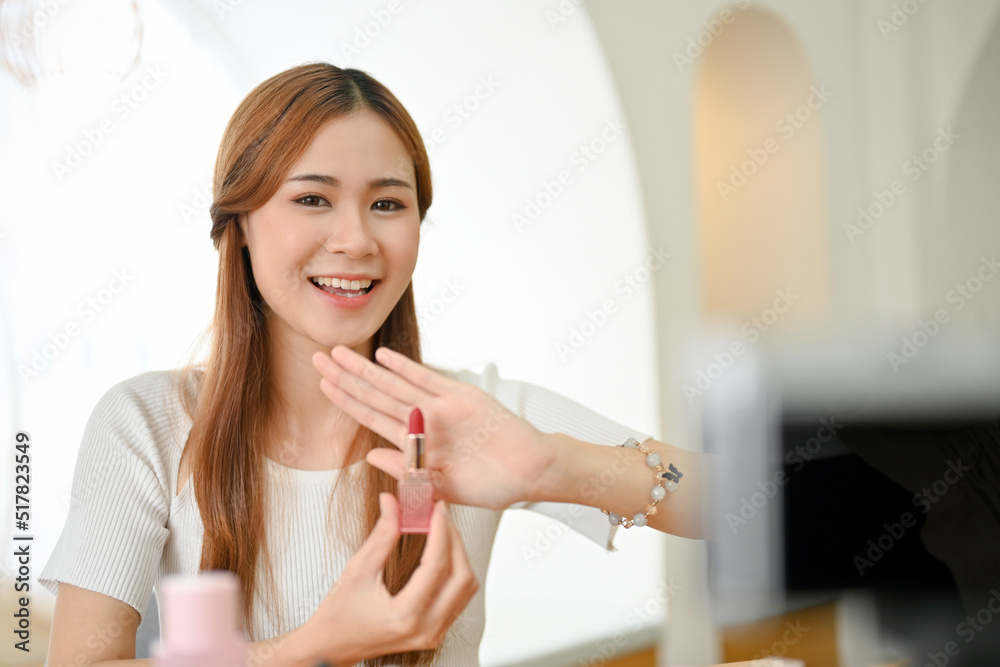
[{"xmin": 601, "ymin": 437, "xmax": 683, "ymax": 528}]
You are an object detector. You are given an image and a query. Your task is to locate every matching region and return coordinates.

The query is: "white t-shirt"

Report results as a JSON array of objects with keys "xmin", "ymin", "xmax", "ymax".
[{"xmin": 39, "ymin": 364, "xmax": 652, "ymax": 665}]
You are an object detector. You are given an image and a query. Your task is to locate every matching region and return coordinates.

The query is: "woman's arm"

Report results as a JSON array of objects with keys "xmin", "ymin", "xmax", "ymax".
[
  {"xmin": 46, "ymin": 584, "xmax": 314, "ymax": 667},
  {"xmin": 530, "ymin": 433, "xmax": 707, "ymax": 539},
  {"xmin": 46, "ymin": 584, "xmax": 142, "ymax": 666},
  {"xmin": 312, "ymin": 345, "xmax": 710, "ymax": 539}
]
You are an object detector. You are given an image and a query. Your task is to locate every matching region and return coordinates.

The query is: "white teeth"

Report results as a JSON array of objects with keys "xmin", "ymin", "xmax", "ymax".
[{"xmin": 310, "ymin": 277, "xmax": 373, "ymax": 289}]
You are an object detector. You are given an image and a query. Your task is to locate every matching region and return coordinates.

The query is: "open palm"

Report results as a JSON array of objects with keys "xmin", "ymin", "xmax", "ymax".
[{"xmin": 312, "ymin": 345, "xmax": 557, "ymax": 509}]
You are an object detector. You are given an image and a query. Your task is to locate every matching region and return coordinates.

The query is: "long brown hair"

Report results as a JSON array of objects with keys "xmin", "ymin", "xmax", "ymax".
[{"xmin": 175, "ymin": 62, "xmax": 435, "ymax": 665}]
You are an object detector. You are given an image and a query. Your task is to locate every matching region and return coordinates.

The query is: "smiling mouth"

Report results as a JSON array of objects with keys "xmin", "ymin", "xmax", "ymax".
[{"xmin": 310, "ymin": 277, "xmax": 377, "ymax": 298}]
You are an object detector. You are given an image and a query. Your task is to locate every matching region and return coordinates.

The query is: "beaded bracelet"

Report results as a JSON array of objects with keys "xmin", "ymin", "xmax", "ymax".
[{"xmin": 601, "ymin": 437, "xmax": 683, "ymax": 528}]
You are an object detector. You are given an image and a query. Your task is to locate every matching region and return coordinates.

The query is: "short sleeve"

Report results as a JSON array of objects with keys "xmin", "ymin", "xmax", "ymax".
[
  {"xmin": 447, "ymin": 363, "xmax": 654, "ymax": 551},
  {"xmin": 39, "ymin": 377, "xmax": 171, "ymax": 621}
]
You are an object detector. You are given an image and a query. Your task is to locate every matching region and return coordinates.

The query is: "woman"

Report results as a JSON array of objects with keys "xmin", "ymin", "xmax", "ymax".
[{"xmin": 39, "ymin": 62, "xmax": 705, "ymax": 666}]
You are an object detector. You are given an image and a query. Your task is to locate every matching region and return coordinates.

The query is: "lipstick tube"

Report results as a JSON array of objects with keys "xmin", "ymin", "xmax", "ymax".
[{"xmin": 399, "ymin": 408, "xmax": 434, "ymax": 533}]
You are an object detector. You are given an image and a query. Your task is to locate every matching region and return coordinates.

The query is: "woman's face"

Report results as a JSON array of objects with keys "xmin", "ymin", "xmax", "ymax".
[{"xmin": 239, "ymin": 111, "xmax": 420, "ymax": 356}]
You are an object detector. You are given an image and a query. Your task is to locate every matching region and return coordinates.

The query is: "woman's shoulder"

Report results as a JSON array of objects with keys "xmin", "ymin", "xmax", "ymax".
[
  {"xmin": 98, "ymin": 367, "xmax": 199, "ymax": 405},
  {"xmin": 87, "ymin": 367, "xmax": 202, "ymax": 437},
  {"xmin": 68, "ymin": 369, "xmax": 202, "ymax": 503}
]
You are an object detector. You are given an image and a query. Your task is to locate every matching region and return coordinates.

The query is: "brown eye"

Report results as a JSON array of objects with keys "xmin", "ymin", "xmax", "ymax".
[
  {"xmin": 373, "ymin": 199, "xmax": 404, "ymax": 212},
  {"xmin": 296, "ymin": 195, "xmax": 328, "ymax": 207}
]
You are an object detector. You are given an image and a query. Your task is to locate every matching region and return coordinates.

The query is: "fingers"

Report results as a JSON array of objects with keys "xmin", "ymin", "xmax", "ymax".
[
  {"xmin": 423, "ymin": 503, "xmax": 479, "ymax": 628},
  {"xmin": 318, "ymin": 375, "xmax": 406, "ymax": 448},
  {"xmin": 329, "ymin": 346, "xmax": 430, "ymax": 407},
  {"xmin": 314, "ymin": 352, "xmax": 411, "ymax": 433},
  {"xmin": 394, "ymin": 501, "xmax": 455, "ymax": 610},
  {"xmin": 344, "ymin": 493, "xmax": 402, "ymax": 583},
  {"xmin": 366, "ymin": 448, "xmax": 406, "ymax": 479},
  {"xmin": 394, "ymin": 501, "xmax": 478, "ymax": 640},
  {"xmin": 374, "ymin": 346, "xmax": 454, "ymax": 396}
]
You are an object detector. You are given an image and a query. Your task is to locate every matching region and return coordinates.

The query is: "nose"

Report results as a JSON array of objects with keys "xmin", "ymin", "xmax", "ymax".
[{"xmin": 322, "ymin": 202, "xmax": 379, "ymax": 258}]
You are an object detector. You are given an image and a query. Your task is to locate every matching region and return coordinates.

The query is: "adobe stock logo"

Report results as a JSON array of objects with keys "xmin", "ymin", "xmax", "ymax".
[
  {"xmin": 886, "ymin": 255, "xmax": 998, "ymax": 372},
  {"xmin": 511, "ymin": 117, "xmax": 627, "ymax": 234},
  {"xmin": 853, "ymin": 459, "xmax": 971, "ymax": 577},
  {"xmin": 843, "ymin": 127, "xmax": 959, "ymax": 243},
  {"xmin": 424, "ymin": 75, "xmax": 501, "ymax": 157},
  {"xmin": 51, "ymin": 65, "xmax": 169, "ymax": 180},
  {"xmin": 682, "ymin": 288, "xmax": 800, "ymax": 403},
  {"xmin": 18, "ymin": 269, "xmax": 135, "ymax": 384},
  {"xmin": 725, "ymin": 416, "xmax": 842, "ymax": 534},
  {"xmin": 338, "ymin": 0, "xmax": 404, "ymax": 63},
  {"xmin": 877, "ymin": 0, "xmax": 930, "ymax": 40},
  {"xmin": 578, "ymin": 579, "xmax": 683, "ymax": 667},
  {"xmin": 555, "ymin": 246, "xmax": 671, "ymax": 361},
  {"xmin": 544, "ymin": 0, "xmax": 586, "ymax": 30},
  {"xmin": 716, "ymin": 84, "xmax": 833, "ymax": 203}
]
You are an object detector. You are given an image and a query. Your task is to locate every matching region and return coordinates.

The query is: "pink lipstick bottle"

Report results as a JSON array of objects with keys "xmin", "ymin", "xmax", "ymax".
[
  {"xmin": 151, "ymin": 571, "xmax": 247, "ymax": 667},
  {"xmin": 399, "ymin": 408, "xmax": 434, "ymax": 533}
]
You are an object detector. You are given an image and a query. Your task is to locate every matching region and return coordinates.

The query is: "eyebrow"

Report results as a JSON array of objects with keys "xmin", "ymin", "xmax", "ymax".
[{"xmin": 285, "ymin": 173, "xmax": 414, "ymax": 190}]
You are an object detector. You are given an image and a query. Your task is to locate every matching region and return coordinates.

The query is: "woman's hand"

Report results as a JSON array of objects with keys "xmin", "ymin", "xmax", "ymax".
[
  {"xmin": 311, "ymin": 345, "xmax": 558, "ymax": 510},
  {"xmin": 300, "ymin": 493, "xmax": 479, "ymax": 665}
]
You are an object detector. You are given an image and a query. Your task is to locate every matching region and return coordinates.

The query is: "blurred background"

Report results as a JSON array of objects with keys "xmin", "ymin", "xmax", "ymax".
[{"xmin": 0, "ymin": 0, "xmax": 998, "ymax": 666}]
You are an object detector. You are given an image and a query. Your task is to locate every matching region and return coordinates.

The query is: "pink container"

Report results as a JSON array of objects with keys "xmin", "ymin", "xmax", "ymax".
[{"xmin": 152, "ymin": 571, "xmax": 248, "ymax": 667}]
